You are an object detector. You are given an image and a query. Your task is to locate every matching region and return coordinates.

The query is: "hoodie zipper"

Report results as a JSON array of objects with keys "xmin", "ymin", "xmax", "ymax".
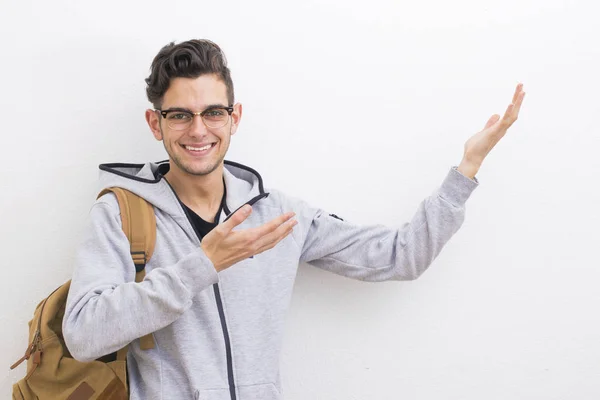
[
  {"xmin": 213, "ymin": 283, "xmax": 236, "ymax": 400},
  {"xmin": 215, "ymin": 193, "xmax": 269, "ymax": 400},
  {"xmin": 163, "ymin": 177, "xmax": 269, "ymax": 400}
]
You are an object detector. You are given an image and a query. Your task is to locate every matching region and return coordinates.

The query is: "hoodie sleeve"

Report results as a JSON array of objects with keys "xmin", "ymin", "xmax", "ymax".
[
  {"xmin": 287, "ymin": 166, "xmax": 479, "ymax": 281},
  {"xmin": 63, "ymin": 194, "xmax": 219, "ymax": 362}
]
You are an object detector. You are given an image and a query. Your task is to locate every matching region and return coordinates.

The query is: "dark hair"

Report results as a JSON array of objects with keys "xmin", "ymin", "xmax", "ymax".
[{"xmin": 145, "ymin": 39, "xmax": 234, "ymax": 108}]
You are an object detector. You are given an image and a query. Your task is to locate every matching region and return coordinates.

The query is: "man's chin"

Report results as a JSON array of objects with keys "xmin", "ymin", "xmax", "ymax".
[
  {"xmin": 181, "ymin": 161, "xmax": 222, "ymax": 177},
  {"xmin": 168, "ymin": 151, "xmax": 224, "ymax": 178}
]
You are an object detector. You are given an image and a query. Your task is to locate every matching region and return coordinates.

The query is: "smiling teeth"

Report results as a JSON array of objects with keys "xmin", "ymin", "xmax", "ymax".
[{"xmin": 186, "ymin": 144, "xmax": 212, "ymax": 151}]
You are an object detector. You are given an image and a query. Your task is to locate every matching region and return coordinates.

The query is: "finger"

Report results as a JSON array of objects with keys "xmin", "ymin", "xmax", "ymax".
[
  {"xmin": 485, "ymin": 114, "xmax": 501, "ymax": 129},
  {"xmin": 247, "ymin": 212, "xmax": 296, "ymax": 238},
  {"xmin": 512, "ymin": 83, "xmax": 524, "ymax": 104},
  {"xmin": 255, "ymin": 218, "xmax": 297, "ymax": 254},
  {"xmin": 501, "ymin": 103, "xmax": 516, "ymax": 125},
  {"xmin": 506, "ymin": 84, "xmax": 526, "ymax": 123},
  {"xmin": 512, "ymin": 90, "xmax": 525, "ymax": 117},
  {"xmin": 220, "ymin": 205, "xmax": 252, "ymax": 235}
]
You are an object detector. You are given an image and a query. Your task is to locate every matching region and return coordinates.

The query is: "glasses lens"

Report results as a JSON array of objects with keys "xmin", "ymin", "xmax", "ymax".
[
  {"xmin": 202, "ymin": 108, "xmax": 230, "ymax": 128},
  {"xmin": 165, "ymin": 111, "xmax": 193, "ymax": 130}
]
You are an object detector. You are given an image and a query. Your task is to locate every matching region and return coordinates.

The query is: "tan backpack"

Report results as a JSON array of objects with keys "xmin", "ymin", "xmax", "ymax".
[{"xmin": 11, "ymin": 188, "xmax": 157, "ymax": 400}]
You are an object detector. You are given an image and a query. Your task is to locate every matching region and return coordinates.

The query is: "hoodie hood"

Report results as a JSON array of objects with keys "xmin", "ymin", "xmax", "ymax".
[{"xmin": 98, "ymin": 160, "xmax": 269, "ymax": 220}]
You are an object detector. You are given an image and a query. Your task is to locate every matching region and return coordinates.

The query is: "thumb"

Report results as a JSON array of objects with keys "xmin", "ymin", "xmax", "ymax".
[
  {"xmin": 220, "ymin": 204, "xmax": 252, "ymax": 235},
  {"xmin": 485, "ymin": 114, "xmax": 501, "ymax": 130}
]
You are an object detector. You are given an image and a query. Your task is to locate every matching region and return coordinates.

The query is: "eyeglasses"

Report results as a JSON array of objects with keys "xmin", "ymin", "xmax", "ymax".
[{"xmin": 155, "ymin": 106, "xmax": 234, "ymax": 130}]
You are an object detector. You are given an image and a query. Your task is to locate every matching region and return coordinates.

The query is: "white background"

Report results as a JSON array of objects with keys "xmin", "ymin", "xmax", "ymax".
[{"xmin": 2, "ymin": 0, "xmax": 599, "ymax": 399}]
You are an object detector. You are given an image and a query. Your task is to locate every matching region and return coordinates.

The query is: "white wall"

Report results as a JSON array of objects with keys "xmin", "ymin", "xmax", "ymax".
[{"xmin": 2, "ymin": 0, "xmax": 599, "ymax": 398}]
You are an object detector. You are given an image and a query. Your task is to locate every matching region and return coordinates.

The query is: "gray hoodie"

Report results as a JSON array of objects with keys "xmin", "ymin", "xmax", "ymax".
[{"xmin": 63, "ymin": 160, "xmax": 479, "ymax": 400}]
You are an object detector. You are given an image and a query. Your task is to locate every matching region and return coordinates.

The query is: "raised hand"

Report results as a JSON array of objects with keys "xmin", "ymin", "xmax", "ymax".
[
  {"xmin": 201, "ymin": 205, "xmax": 298, "ymax": 272},
  {"xmin": 458, "ymin": 83, "xmax": 526, "ymax": 178}
]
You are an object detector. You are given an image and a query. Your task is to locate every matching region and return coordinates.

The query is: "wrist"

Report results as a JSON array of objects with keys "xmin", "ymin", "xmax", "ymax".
[
  {"xmin": 201, "ymin": 244, "xmax": 220, "ymax": 272},
  {"xmin": 457, "ymin": 159, "xmax": 480, "ymax": 179}
]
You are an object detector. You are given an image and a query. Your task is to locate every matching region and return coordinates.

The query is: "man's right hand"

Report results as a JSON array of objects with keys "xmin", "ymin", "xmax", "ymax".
[{"xmin": 201, "ymin": 205, "xmax": 298, "ymax": 272}]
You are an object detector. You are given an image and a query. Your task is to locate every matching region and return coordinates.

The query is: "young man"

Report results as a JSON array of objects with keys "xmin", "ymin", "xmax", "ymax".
[{"xmin": 63, "ymin": 39, "xmax": 525, "ymax": 400}]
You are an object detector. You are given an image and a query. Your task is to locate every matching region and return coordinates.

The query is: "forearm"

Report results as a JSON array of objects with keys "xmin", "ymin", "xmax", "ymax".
[
  {"xmin": 63, "ymin": 249, "xmax": 218, "ymax": 361},
  {"xmin": 62, "ymin": 200, "xmax": 219, "ymax": 361}
]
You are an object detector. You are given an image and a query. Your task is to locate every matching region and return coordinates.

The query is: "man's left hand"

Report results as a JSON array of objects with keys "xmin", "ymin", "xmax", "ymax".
[{"xmin": 457, "ymin": 83, "xmax": 526, "ymax": 179}]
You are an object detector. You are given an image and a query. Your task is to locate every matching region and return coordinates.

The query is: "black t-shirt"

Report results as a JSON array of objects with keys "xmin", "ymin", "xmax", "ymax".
[
  {"xmin": 181, "ymin": 182, "xmax": 227, "ymax": 239},
  {"xmin": 155, "ymin": 163, "xmax": 227, "ymax": 239},
  {"xmin": 182, "ymin": 203, "xmax": 219, "ymax": 239}
]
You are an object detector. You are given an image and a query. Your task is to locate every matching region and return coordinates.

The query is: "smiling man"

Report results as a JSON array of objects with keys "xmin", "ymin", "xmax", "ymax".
[
  {"xmin": 146, "ymin": 72, "xmax": 240, "ymax": 223},
  {"xmin": 63, "ymin": 39, "xmax": 525, "ymax": 400}
]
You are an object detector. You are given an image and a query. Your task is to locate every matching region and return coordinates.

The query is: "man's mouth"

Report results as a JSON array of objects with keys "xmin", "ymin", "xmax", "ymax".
[{"xmin": 181, "ymin": 143, "xmax": 217, "ymax": 155}]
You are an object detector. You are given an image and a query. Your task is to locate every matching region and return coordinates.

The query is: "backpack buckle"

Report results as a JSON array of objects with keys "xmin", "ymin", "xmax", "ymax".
[{"xmin": 131, "ymin": 251, "xmax": 146, "ymax": 272}]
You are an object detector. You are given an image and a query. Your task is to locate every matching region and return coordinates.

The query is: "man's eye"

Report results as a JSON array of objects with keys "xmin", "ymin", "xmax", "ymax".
[
  {"xmin": 205, "ymin": 109, "xmax": 225, "ymax": 117},
  {"xmin": 168, "ymin": 113, "xmax": 191, "ymax": 120}
]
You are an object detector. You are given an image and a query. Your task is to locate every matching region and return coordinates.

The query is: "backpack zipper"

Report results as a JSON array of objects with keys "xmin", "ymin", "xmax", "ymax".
[{"xmin": 10, "ymin": 284, "xmax": 62, "ymax": 374}]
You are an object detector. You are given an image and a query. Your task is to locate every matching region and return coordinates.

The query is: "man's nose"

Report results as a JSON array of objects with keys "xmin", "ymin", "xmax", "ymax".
[{"xmin": 188, "ymin": 115, "xmax": 208, "ymax": 136}]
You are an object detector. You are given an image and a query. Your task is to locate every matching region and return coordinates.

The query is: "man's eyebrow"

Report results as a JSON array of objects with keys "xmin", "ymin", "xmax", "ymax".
[
  {"xmin": 204, "ymin": 103, "xmax": 230, "ymax": 109},
  {"xmin": 161, "ymin": 104, "xmax": 230, "ymax": 112}
]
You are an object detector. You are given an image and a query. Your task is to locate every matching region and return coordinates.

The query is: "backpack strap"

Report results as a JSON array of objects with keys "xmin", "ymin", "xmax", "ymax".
[{"xmin": 97, "ymin": 187, "xmax": 156, "ymax": 350}]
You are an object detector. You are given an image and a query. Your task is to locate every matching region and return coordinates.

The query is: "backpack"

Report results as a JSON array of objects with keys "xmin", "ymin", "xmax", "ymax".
[{"xmin": 10, "ymin": 188, "xmax": 157, "ymax": 400}]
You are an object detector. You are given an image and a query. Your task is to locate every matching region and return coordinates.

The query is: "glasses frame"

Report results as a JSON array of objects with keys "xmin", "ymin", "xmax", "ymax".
[{"xmin": 155, "ymin": 105, "xmax": 234, "ymax": 130}]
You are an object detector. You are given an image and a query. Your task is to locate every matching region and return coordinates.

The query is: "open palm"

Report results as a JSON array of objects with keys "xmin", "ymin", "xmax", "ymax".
[{"xmin": 463, "ymin": 83, "xmax": 526, "ymax": 166}]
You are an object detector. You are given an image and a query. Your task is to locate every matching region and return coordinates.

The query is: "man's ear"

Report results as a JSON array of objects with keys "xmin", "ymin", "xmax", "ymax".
[
  {"xmin": 146, "ymin": 109, "xmax": 163, "ymax": 141},
  {"xmin": 229, "ymin": 103, "xmax": 243, "ymax": 136}
]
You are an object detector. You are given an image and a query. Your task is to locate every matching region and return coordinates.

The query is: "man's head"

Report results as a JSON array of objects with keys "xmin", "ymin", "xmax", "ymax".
[{"xmin": 145, "ymin": 39, "xmax": 242, "ymax": 178}]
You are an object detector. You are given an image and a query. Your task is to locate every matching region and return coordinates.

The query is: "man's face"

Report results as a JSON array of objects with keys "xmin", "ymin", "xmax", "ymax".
[{"xmin": 146, "ymin": 74, "xmax": 242, "ymax": 177}]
